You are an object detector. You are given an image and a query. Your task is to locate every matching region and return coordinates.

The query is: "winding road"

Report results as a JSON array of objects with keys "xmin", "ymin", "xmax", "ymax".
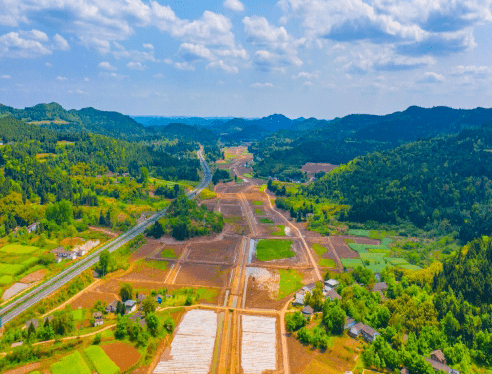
[{"xmin": 0, "ymin": 148, "xmax": 211, "ymax": 326}]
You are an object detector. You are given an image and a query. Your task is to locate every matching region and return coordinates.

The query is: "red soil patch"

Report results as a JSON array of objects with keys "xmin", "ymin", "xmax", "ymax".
[
  {"xmin": 301, "ymin": 162, "xmax": 339, "ymax": 174},
  {"xmin": 130, "ymin": 239, "xmax": 162, "ymax": 262},
  {"xmin": 19, "ymin": 269, "xmax": 48, "ymax": 283},
  {"xmin": 4, "ymin": 362, "xmax": 41, "ymax": 374},
  {"xmin": 187, "ymin": 237, "xmax": 239, "ymax": 263},
  {"xmin": 70, "ymin": 290, "xmax": 118, "ymax": 309},
  {"xmin": 102, "ymin": 342, "xmax": 141, "ymax": 372},
  {"xmin": 329, "ymin": 236, "xmax": 359, "ymax": 259},
  {"xmin": 174, "ymin": 264, "xmax": 232, "ymax": 288}
]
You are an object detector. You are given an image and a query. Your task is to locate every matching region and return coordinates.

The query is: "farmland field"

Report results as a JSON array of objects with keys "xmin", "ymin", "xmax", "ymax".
[
  {"xmin": 161, "ymin": 248, "xmax": 178, "ymax": 258},
  {"xmin": 256, "ymin": 240, "xmax": 294, "ymax": 261},
  {"xmin": 252, "ymin": 201, "xmax": 263, "ymax": 206},
  {"xmin": 84, "ymin": 346, "xmax": 120, "ymax": 374},
  {"xmin": 102, "ymin": 343, "xmax": 141, "ymax": 372},
  {"xmin": 50, "ymin": 351, "xmax": 91, "ymax": 374},
  {"xmin": 241, "ymin": 315, "xmax": 277, "ymax": 374},
  {"xmin": 0, "ymin": 244, "xmax": 39, "ymax": 254},
  {"xmin": 259, "ymin": 218, "xmax": 274, "ymax": 224},
  {"xmin": 278, "ymin": 269, "xmax": 303, "ymax": 299},
  {"xmin": 319, "ymin": 259, "xmax": 336, "ymax": 268}
]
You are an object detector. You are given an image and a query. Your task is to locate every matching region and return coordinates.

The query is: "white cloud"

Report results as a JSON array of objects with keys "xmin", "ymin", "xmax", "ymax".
[
  {"xmin": 53, "ymin": 34, "xmax": 70, "ymax": 51},
  {"xmin": 1, "ymin": 75, "xmax": 10, "ymax": 79},
  {"xmin": 68, "ymin": 88, "xmax": 88, "ymax": 94},
  {"xmin": 0, "ymin": 31, "xmax": 52, "ymax": 58},
  {"xmin": 163, "ymin": 58, "xmax": 173, "ymax": 64},
  {"xmin": 45, "ymin": 62, "xmax": 53, "ymax": 67},
  {"xmin": 250, "ymin": 82, "xmax": 274, "ymax": 88},
  {"xmin": 99, "ymin": 72, "xmax": 128, "ymax": 79},
  {"xmin": 143, "ymin": 43, "xmax": 154, "ymax": 49},
  {"xmin": 20, "ymin": 29, "xmax": 48, "ymax": 42},
  {"xmin": 178, "ymin": 43, "xmax": 215, "ymax": 61},
  {"xmin": 98, "ymin": 61, "xmax": 117, "ymax": 70},
  {"xmin": 127, "ymin": 61, "xmax": 145, "ymax": 70},
  {"xmin": 112, "ymin": 42, "xmax": 155, "ymax": 62},
  {"xmin": 302, "ymin": 81, "xmax": 313, "ymax": 86},
  {"xmin": 56, "ymin": 76, "xmax": 67, "ymax": 81},
  {"xmin": 243, "ymin": 16, "xmax": 303, "ymax": 71},
  {"xmin": 451, "ymin": 65, "xmax": 489, "ymax": 77},
  {"xmin": 84, "ymin": 77, "xmax": 90, "ymax": 81},
  {"xmin": 174, "ymin": 62, "xmax": 195, "ymax": 71},
  {"xmin": 153, "ymin": 73, "xmax": 164, "ymax": 78},
  {"xmin": 224, "ymin": 0, "xmax": 244, "ymax": 12},
  {"xmin": 206, "ymin": 60, "xmax": 239, "ymax": 73},
  {"xmin": 417, "ymin": 72, "xmax": 445, "ymax": 83},
  {"xmin": 294, "ymin": 71, "xmax": 319, "ymax": 79}
]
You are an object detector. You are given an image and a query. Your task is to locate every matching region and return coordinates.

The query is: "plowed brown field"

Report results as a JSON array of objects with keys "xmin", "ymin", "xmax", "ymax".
[
  {"xmin": 175, "ymin": 264, "xmax": 232, "ymax": 288},
  {"xmin": 102, "ymin": 342, "xmax": 141, "ymax": 371}
]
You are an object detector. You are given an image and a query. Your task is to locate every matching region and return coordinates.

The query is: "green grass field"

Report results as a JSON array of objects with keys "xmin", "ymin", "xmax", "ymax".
[
  {"xmin": 319, "ymin": 259, "xmax": 336, "ymax": 268},
  {"xmin": 50, "ymin": 351, "xmax": 91, "ymax": 374},
  {"xmin": 256, "ymin": 239, "xmax": 294, "ymax": 261},
  {"xmin": 278, "ymin": 269, "xmax": 303, "ymax": 299},
  {"xmin": 0, "ymin": 275, "xmax": 13, "ymax": 285},
  {"xmin": 0, "ymin": 244, "xmax": 39, "ymax": 254},
  {"xmin": 259, "ymin": 185, "xmax": 267, "ymax": 192},
  {"xmin": 254, "ymin": 208, "xmax": 264, "ymax": 215},
  {"xmin": 259, "ymin": 218, "xmax": 274, "ymax": 224},
  {"xmin": 347, "ymin": 229, "xmax": 370, "ymax": 237},
  {"xmin": 144, "ymin": 260, "xmax": 168, "ymax": 270},
  {"xmin": 312, "ymin": 243, "xmax": 328, "ymax": 257},
  {"xmin": 161, "ymin": 248, "xmax": 178, "ymax": 258},
  {"xmin": 200, "ymin": 189, "xmax": 217, "ymax": 200},
  {"xmin": 341, "ymin": 258, "xmax": 364, "ymax": 269},
  {"xmin": 0, "ymin": 263, "xmax": 23, "ymax": 275},
  {"xmin": 84, "ymin": 346, "xmax": 120, "ymax": 374},
  {"xmin": 71, "ymin": 309, "xmax": 85, "ymax": 321},
  {"xmin": 252, "ymin": 201, "xmax": 263, "ymax": 205},
  {"xmin": 271, "ymin": 225, "xmax": 286, "ymax": 237},
  {"xmin": 243, "ymin": 173, "xmax": 254, "ymax": 179}
]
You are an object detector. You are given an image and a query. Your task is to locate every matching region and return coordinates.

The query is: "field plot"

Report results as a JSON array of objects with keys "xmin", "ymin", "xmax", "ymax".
[
  {"xmin": 241, "ymin": 315, "xmax": 277, "ymax": 374},
  {"xmin": 251, "ymin": 239, "xmax": 307, "ymax": 266},
  {"xmin": 215, "ymin": 183, "xmax": 244, "ymax": 194},
  {"xmin": 118, "ymin": 260, "xmax": 171, "ymax": 283},
  {"xmin": 174, "ymin": 264, "xmax": 231, "ymax": 288},
  {"xmin": 19, "ymin": 269, "xmax": 48, "ymax": 283},
  {"xmin": 70, "ymin": 289, "xmax": 118, "ymax": 309},
  {"xmin": 187, "ymin": 237, "xmax": 239, "ymax": 263},
  {"xmin": 287, "ymin": 334, "xmax": 360, "ymax": 374},
  {"xmin": 153, "ymin": 310, "xmax": 218, "ymax": 374},
  {"xmin": 244, "ymin": 267, "xmax": 285, "ymax": 309},
  {"xmin": 131, "ymin": 239, "xmax": 162, "ymax": 261},
  {"xmin": 0, "ymin": 244, "xmax": 38, "ymax": 254},
  {"xmin": 219, "ymin": 203, "xmax": 243, "ymax": 217},
  {"xmin": 312, "ymin": 243, "xmax": 337, "ymax": 269},
  {"xmin": 155, "ymin": 245, "xmax": 186, "ymax": 260},
  {"xmin": 84, "ymin": 346, "xmax": 119, "ymax": 374},
  {"xmin": 50, "ymin": 351, "xmax": 91, "ymax": 374},
  {"xmin": 102, "ymin": 343, "xmax": 141, "ymax": 372},
  {"xmin": 329, "ymin": 236, "xmax": 359, "ymax": 259}
]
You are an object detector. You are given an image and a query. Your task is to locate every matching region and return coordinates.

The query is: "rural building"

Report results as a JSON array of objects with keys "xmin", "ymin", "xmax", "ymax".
[
  {"xmin": 51, "ymin": 247, "xmax": 77, "ymax": 262},
  {"xmin": 302, "ymin": 305, "xmax": 314, "ymax": 317},
  {"xmin": 155, "ymin": 294, "xmax": 163, "ymax": 304},
  {"xmin": 424, "ymin": 357, "xmax": 460, "ymax": 374},
  {"xmin": 348, "ymin": 322, "xmax": 380, "ymax": 343},
  {"xmin": 125, "ymin": 300, "xmax": 137, "ymax": 313},
  {"xmin": 73, "ymin": 240, "xmax": 100, "ymax": 257},
  {"xmin": 344, "ymin": 317, "xmax": 357, "ymax": 330},
  {"xmin": 27, "ymin": 222, "xmax": 39, "ymax": 234},
  {"xmin": 25, "ymin": 319, "xmax": 39, "ymax": 330},
  {"xmin": 106, "ymin": 300, "xmax": 118, "ymax": 313},
  {"xmin": 430, "ymin": 350, "xmax": 446, "ymax": 364},
  {"xmin": 302, "ymin": 283, "xmax": 316, "ymax": 293},
  {"xmin": 130, "ymin": 312, "xmax": 143, "ymax": 322},
  {"xmin": 93, "ymin": 312, "xmax": 104, "ymax": 327},
  {"xmin": 137, "ymin": 294, "xmax": 146, "ymax": 303},
  {"xmin": 325, "ymin": 288, "xmax": 342, "ymax": 301},
  {"xmin": 400, "ymin": 368, "xmax": 409, "ymax": 374},
  {"xmin": 372, "ymin": 282, "xmax": 388, "ymax": 292},
  {"xmin": 325, "ymin": 279, "xmax": 339, "ymax": 288},
  {"xmin": 293, "ymin": 292, "xmax": 305, "ymax": 306}
]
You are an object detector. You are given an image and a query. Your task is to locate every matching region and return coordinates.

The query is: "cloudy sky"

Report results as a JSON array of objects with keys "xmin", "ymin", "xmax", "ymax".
[{"xmin": 1, "ymin": 0, "xmax": 492, "ymax": 119}]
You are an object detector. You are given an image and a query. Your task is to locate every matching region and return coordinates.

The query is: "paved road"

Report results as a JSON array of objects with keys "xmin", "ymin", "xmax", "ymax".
[{"xmin": 0, "ymin": 148, "xmax": 212, "ymax": 326}]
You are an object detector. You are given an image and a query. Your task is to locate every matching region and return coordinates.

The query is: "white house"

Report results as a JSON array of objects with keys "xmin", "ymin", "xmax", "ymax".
[
  {"xmin": 93, "ymin": 312, "xmax": 104, "ymax": 326},
  {"xmin": 125, "ymin": 300, "xmax": 137, "ymax": 313},
  {"xmin": 325, "ymin": 279, "xmax": 339, "ymax": 288}
]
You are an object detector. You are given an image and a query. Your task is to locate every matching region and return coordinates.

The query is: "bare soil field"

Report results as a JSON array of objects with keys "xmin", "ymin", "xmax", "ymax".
[
  {"xmin": 96, "ymin": 278, "xmax": 173, "ymax": 294},
  {"xmin": 201, "ymin": 200, "xmax": 218, "ymax": 212},
  {"xmin": 153, "ymin": 244, "xmax": 187, "ymax": 259},
  {"xmin": 329, "ymin": 236, "xmax": 359, "ymax": 259},
  {"xmin": 118, "ymin": 261, "xmax": 171, "ymax": 283},
  {"xmin": 131, "ymin": 239, "xmax": 162, "ymax": 262},
  {"xmin": 19, "ymin": 269, "xmax": 48, "ymax": 283},
  {"xmin": 287, "ymin": 334, "xmax": 360, "ymax": 374},
  {"xmin": 102, "ymin": 342, "xmax": 141, "ymax": 372},
  {"xmin": 220, "ymin": 204, "xmax": 244, "ymax": 217},
  {"xmin": 4, "ymin": 362, "xmax": 42, "ymax": 374},
  {"xmin": 174, "ymin": 264, "xmax": 232, "ymax": 288},
  {"xmin": 353, "ymin": 237, "xmax": 381, "ymax": 245},
  {"xmin": 187, "ymin": 237, "xmax": 239, "ymax": 263},
  {"xmin": 244, "ymin": 270, "xmax": 286, "ymax": 310},
  {"xmin": 69, "ymin": 290, "xmax": 118, "ymax": 309},
  {"xmin": 301, "ymin": 163, "xmax": 339, "ymax": 174}
]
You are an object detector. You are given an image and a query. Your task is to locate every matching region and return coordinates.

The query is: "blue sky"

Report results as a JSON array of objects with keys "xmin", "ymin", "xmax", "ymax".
[{"xmin": 0, "ymin": 0, "xmax": 492, "ymax": 119}]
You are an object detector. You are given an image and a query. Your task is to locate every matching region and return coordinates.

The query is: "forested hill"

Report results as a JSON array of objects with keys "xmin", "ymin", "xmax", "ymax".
[
  {"xmin": 252, "ymin": 106, "xmax": 492, "ymax": 179},
  {"xmin": 0, "ymin": 102, "xmax": 146, "ymax": 139},
  {"xmin": 147, "ymin": 123, "xmax": 218, "ymax": 144},
  {"xmin": 307, "ymin": 123, "xmax": 492, "ymax": 241}
]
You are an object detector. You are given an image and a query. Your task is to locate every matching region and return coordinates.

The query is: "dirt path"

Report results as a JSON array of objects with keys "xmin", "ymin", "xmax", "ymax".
[
  {"xmin": 325, "ymin": 237, "xmax": 344, "ymax": 271},
  {"xmin": 89, "ymin": 226, "xmax": 119, "ymax": 237},
  {"xmin": 279, "ymin": 299, "xmax": 291, "ymax": 374},
  {"xmin": 238, "ymin": 193, "xmax": 258, "ymax": 237}
]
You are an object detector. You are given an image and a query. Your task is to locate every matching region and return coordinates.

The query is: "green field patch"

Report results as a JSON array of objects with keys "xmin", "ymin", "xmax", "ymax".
[
  {"xmin": 243, "ymin": 173, "xmax": 254, "ymax": 179},
  {"xmin": 319, "ymin": 259, "xmax": 336, "ymax": 268},
  {"xmin": 366, "ymin": 263, "xmax": 388, "ymax": 274},
  {"xmin": 252, "ymin": 201, "xmax": 263, "ymax": 206},
  {"xmin": 200, "ymin": 189, "xmax": 217, "ymax": 200},
  {"xmin": 161, "ymin": 248, "xmax": 178, "ymax": 259},
  {"xmin": 71, "ymin": 309, "xmax": 86, "ymax": 321},
  {"xmin": 144, "ymin": 260, "xmax": 168, "ymax": 270},
  {"xmin": 259, "ymin": 218, "xmax": 274, "ymax": 224},
  {"xmin": 348, "ymin": 243, "xmax": 368, "ymax": 253},
  {"xmin": 341, "ymin": 258, "xmax": 364, "ymax": 269},
  {"xmin": 381, "ymin": 238, "xmax": 393, "ymax": 247},
  {"xmin": 0, "ymin": 275, "xmax": 14, "ymax": 285},
  {"xmin": 347, "ymin": 229, "xmax": 370, "ymax": 237},
  {"xmin": 21, "ymin": 257, "xmax": 39, "ymax": 267},
  {"xmin": 259, "ymin": 185, "xmax": 267, "ymax": 192},
  {"xmin": 224, "ymin": 216, "xmax": 241, "ymax": 223},
  {"xmin": 0, "ymin": 244, "xmax": 39, "ymax": 254},
  {"xmin": 343, "ymin": 239, "xmax": 355, "ymax": 244},
  {"xmin": 271, "ymin": 225, "xmax": 286, "ymax": 237},
  {"xmin": 312, "ymin": 243, "xmax": 328, "ymax": 257},
  {"xmin": 386, "ymin": 257, "xmax": 409, "ymax": 265},
  {"xmin": 360, "ymin": 253, "xmax": 387, "ymax": 261},
  {"xmin": 50, "ymin": 351, "xmax": 91, "ymax": 374},
  {"xmin": 254, "ymin": 208, "xmax": 265, "ymax": 215},
  {"xmin": 84, "ymin": 346, "xmax": 120, "ymax": 374},
  {"xmin": 0, "ymin": 263, "xmax": 24, "ymax": 275},
  {"xmin": 399, "ymin": 264, "xmax": 422, "ymax": 271},
  {"xmin": 278, "ymin": 269, "xmax": 303, "ymax": 300},
  {"xmin": 256, "ymin": 239, "xmax": 294, "ymax": 261}
]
